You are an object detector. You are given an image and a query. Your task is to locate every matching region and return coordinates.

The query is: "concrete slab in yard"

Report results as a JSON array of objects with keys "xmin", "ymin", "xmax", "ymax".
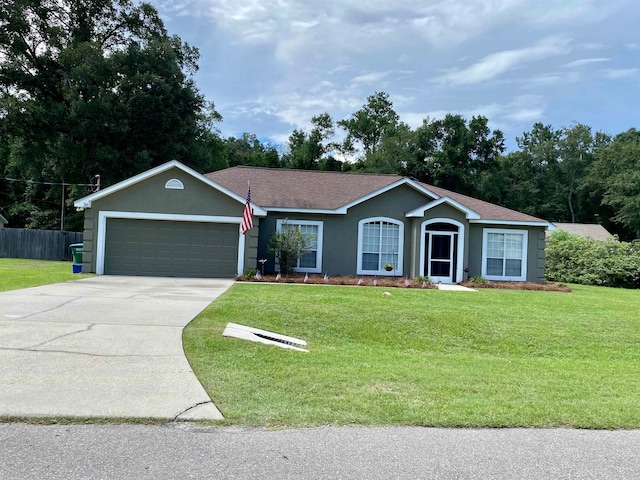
[
  {"xmin": 436, "ymin": 284, "xmax": 477, "ymax": 292},
  {"xmin": 0, "ymin": 276, "xmax": 233, "ymax": 420}
]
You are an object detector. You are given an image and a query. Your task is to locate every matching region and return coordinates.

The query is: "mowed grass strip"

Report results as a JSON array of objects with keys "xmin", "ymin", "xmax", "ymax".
[
  {"xmin": 0, "ymin": 258, "xmax": 92, "ymax": 292},
  {"xmin": 184, "ymin": 283, "xmax": 640, "ymax": 428}
]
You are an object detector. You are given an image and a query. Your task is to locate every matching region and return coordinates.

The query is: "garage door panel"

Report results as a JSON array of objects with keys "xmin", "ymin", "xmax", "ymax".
[{"xmin": 104, "ymin": 219, "xmax": 238, "ymax": 278}]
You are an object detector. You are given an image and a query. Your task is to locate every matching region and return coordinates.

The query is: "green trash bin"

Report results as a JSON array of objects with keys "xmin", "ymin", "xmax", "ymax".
[{"xmin": 70, "ymin": 243, "xmax": 84, "ymax": 264}]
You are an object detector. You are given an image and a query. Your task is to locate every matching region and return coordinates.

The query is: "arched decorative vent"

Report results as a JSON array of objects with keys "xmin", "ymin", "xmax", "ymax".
[{"xmin": 165, "ymin": 179, "xmax": 184, "ymax": 190}]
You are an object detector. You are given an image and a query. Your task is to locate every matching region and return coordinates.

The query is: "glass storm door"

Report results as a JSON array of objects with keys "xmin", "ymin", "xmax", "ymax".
[{"xmin": 428, "ymin": 233, "xmax": 454, "ymax": 283}]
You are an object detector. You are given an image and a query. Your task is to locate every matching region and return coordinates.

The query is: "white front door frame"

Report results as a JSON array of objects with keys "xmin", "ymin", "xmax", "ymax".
[
  {"xmin": 419, "ymin": 218, "xmax": 465, "ymax": 284},
  {"xmin": 427, "ymin": 232, "xmax": 455, "ymax": 284}
]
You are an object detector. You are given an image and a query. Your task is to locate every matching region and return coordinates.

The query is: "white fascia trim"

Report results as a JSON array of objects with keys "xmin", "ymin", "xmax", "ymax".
[
  {"xmin": 74, "ymin": 160, "xmax": 267, "ymax": 216},
  {"xmin": 265, "ymin": 207, "xmax": 341, "ymax": 215},
  {"xmin": 470, "ymin": 219, "xmax": 553, "ymax": 228},
  {"xmin": 0, "ymin": 213, "xmax": 7, "ymax": 225},
  {"xmin": 265, "ymin": 178, "xmax": 438, "ymax": 215},
  {"xmin": 407, "ymin": 197, "xmax": 480, "ymax": 220},
  {"xmin": 419, "ymin": 218, "xmax": 465, "ymax": 282},
  {"xmin": 95, "ymin": 210, "xmax": 246, "ymax": 276}
]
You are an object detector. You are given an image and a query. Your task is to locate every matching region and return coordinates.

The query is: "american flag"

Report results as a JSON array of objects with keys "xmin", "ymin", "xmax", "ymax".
[{"xmin": 240, "ymin": 183, "xmax": 253, "ymax": 235}]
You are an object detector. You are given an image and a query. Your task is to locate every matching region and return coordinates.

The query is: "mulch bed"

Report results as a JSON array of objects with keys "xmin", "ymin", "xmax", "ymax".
[
  {"xmin": 237, "ymin": 274, "xmax": 437, "ymax": 289},
  {"xmin": 237, "ymin": 274, "xmax": 571, "ymax": 292},
  {"xmin": 460, "ymin": 280, "xmax": 572, "ymax": 292}
]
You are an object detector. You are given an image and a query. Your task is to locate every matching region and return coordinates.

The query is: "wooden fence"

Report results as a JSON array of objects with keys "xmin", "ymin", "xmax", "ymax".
[{"xmin": 0, "ymin": 228, "xmax": 83, "ymax": 261}]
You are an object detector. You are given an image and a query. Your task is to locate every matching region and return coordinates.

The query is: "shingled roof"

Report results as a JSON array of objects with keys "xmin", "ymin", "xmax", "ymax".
[
  {"xmin": 206, "ymin": 166, "xmax": 549, "ymax": 224},
  {"xmin": 551, "ymin": 223, "xmax": 614, "ymax": 240}
]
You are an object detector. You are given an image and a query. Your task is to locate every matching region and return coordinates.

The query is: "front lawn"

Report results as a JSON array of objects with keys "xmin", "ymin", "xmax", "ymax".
[
  {"xmin": 184, "ymin": 283, "xmax": 640, "ymax": 428},
  {"xmin": 0, "ymin": 258, "xmax": 92, "ymax": 292}
]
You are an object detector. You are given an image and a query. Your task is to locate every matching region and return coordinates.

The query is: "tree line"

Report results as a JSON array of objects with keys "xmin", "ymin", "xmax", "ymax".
[{"xmin": 1, "ymin": 1, "xmax": 639, "ymax": 240}]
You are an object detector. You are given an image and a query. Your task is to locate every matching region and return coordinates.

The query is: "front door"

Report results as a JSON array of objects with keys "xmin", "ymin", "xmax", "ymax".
[{"xmin": 427, "ymin": 232, "xmax": 455, "ymax": 283}]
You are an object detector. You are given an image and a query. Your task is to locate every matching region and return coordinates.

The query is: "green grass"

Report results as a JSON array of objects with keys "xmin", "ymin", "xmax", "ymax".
[
  {"xmin": 184, "ymin": 283, "xmax": 640, "ymax": 429},
  {"xmin": 0, "ymin": 258, "xmax": 93, "ymax": 292}
]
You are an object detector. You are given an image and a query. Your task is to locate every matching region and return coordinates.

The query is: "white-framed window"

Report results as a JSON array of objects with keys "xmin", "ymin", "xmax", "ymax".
[
  {"xmin": 275, "ymin": 219, "xmax": 323, "ymax": 273},
  {"xmin": 164, "ymin": 179, "xmax": 184, "ymax": 190},
  {"xmin": 357, "ymin": 217, "xmax": 404, "ymax": 275},
  {"xmin": 481, "ymin": 228, "xmax": 528, "ymax": 281}
]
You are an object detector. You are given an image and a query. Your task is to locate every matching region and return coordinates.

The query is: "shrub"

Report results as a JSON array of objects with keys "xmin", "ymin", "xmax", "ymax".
[
  {"xmin": 243, "ymin": 268, "xmax": 258, "ymax": 278},
  {"xmin": 469, "ymin": 275, "xmax": 488, "ymax": 284},
  {"xmin": 545, "ymin": 231, "xmax": 640, "ymax": 288},
  {"xmin": 268, "ymin": 219, "xmax": 312, "ymax": 276}
]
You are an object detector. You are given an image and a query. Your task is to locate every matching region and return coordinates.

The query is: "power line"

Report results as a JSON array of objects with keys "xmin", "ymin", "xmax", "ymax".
[{"xmin": 0, "ymin": 177, "xmax": 97, "ymax": 187}]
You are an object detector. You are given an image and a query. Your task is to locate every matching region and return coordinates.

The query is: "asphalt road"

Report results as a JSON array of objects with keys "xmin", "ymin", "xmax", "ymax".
[{"xmin": 1, "ymin": 423, "xmax": 639, "ymax": 479}]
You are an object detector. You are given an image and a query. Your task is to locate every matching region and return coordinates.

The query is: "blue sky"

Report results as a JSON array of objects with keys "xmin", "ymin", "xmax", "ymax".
[{"xmin": 153, "ymin": 0, "xmax": 639, "ymax": 152}]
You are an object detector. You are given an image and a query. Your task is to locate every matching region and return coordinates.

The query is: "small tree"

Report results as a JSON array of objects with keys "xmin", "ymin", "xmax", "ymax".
[{"xmin": 269, "ymin": 220, "xmax": 312, "ymax": 275}]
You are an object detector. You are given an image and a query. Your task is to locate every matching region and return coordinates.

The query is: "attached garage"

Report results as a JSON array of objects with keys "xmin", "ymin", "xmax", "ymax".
[
  {"xmin": 104, "ymin": 218, "xmax": 239, "ymax": 277},
  {"xmin": 74, "ymin": 161, "xmax": 265, "ymax": 278}
]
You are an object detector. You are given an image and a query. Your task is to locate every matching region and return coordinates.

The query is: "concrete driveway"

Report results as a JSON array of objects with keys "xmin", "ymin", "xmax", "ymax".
[{"xmin": 0, "ymin": 276, "xmax": 234, "ymax": 420}]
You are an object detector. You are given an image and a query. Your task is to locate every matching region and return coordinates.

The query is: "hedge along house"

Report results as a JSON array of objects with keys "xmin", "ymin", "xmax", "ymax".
[{"xmin": 75, "ymin": 160, "xmax": 554, "ymax": 282}]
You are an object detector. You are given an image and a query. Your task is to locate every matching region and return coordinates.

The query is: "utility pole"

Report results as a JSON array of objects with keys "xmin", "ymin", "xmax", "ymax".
[{"xmin": 60, "ymin": 183, "xmax": 65, "ymax": 231}]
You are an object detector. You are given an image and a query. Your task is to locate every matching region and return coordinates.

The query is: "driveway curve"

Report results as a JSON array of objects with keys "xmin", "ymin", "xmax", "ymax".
[{"xmin": 0, "ymin": 276, "xmax": 233, "ymax": 420}]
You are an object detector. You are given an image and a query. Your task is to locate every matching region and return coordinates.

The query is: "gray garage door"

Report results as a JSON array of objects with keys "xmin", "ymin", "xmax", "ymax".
[{"xmin": 104, "ymin": 218, "xmax": 238, "ymax": 277}]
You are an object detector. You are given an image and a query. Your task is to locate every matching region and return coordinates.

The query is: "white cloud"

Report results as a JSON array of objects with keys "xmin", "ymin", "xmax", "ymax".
[
  {"xmin": 523, "ymin": 74, "xmax": 566, "ymax": 87},
  {"xmin": 162, "ymin": 1, "xmax": 597, "ymax": 64},
  {"xmin": 563, "ymin": 58, "xmax": 610, "ymax": 68},
  {"xmin": 398, "ymin": 95, "xmax": 545, "ymax": 132},
  {"xmin": 350, "ymin": 71, "xmax": 393, "ymax": 86},
  {"xmin": 601, "ymin": 68, "xmax": 639, "ymax": 80},
  {"xmin": 436, "ymin": 36, "xmax": 571, "ymax": 85},
  {"xmin": 153, "ymin": 0, "xmax": 640, "ymax": 150}
]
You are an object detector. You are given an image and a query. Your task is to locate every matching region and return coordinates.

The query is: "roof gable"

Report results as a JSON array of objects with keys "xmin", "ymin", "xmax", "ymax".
[
  {"xmin": 206, "ymin": 166, "xmax": 436, "ymax": 213},
  {"xmin": 423, "ymin": 184, "xmax": 551, "ymax": 225},
  {"xmin": 407, "ymin": 197, "xmax": 481, "ymax": 220},
  {"xmin": 0, "ymin": 213, "xmax": 7, "ymax": 225},
  {"xmin": 74, "ymin": 161, "xmax": 267, "ymax": 216},
  {"xmin": 208, "ymin": 166, "xmax": 552, "ymax": 226}
]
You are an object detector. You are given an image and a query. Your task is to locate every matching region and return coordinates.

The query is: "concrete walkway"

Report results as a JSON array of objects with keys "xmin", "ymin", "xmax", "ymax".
[
  {"xmin": 436, "ymin": 284, "xmax": 477, "ymax": 291},
  {"xmin": 0, "ymin": 276, "xmax": 234, "ymax": 420}
]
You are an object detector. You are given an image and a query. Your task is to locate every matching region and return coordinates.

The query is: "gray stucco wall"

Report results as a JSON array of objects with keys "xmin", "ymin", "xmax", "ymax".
[
  {"xmin": 81, "ymin": 167, "xmax": 257, "ymax": 274},
  {"xmin": 257, "ymin": 184, "xmax": 429, "ymax": 276},
  {"xmin": 467, "ymin": 223, "xmax": 547, "ymax": 282}
]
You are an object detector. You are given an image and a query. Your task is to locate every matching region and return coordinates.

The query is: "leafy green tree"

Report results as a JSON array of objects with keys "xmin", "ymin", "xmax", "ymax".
[
  {"xmin": 284, "ymin": 113, "xmax": 336, "ymax": 170},
  {"xmin": 489, "ymin": 122, "xmax": 606, "ymax": 226},
  {"xmin": 0, "ymin": 0, "xmax": 220, "ymax": 228},
  {"xmin": 358, "ymin": 122, "xmax": 418, "ymax": 176},
  {"xmin": 338, "ymin": 92, "xmax": 399, "ymax": 159},
  {"xmin": 223, "ymin": 133, "xmax": 281, "ymax": 168},
  {"xmin": 268, "ymin": 220, "xmax": 312, "ymax": 275},
  {"xmin": 590, "ymin": 128, "xmax": 640, "ymax": 238},
  {"xmin": 414, "ymin": 114, "xmax": 504, "ymax": 196},
  {"xmin": 556, "ymin": 123, "xmax": 596, "ymax": 223}
]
